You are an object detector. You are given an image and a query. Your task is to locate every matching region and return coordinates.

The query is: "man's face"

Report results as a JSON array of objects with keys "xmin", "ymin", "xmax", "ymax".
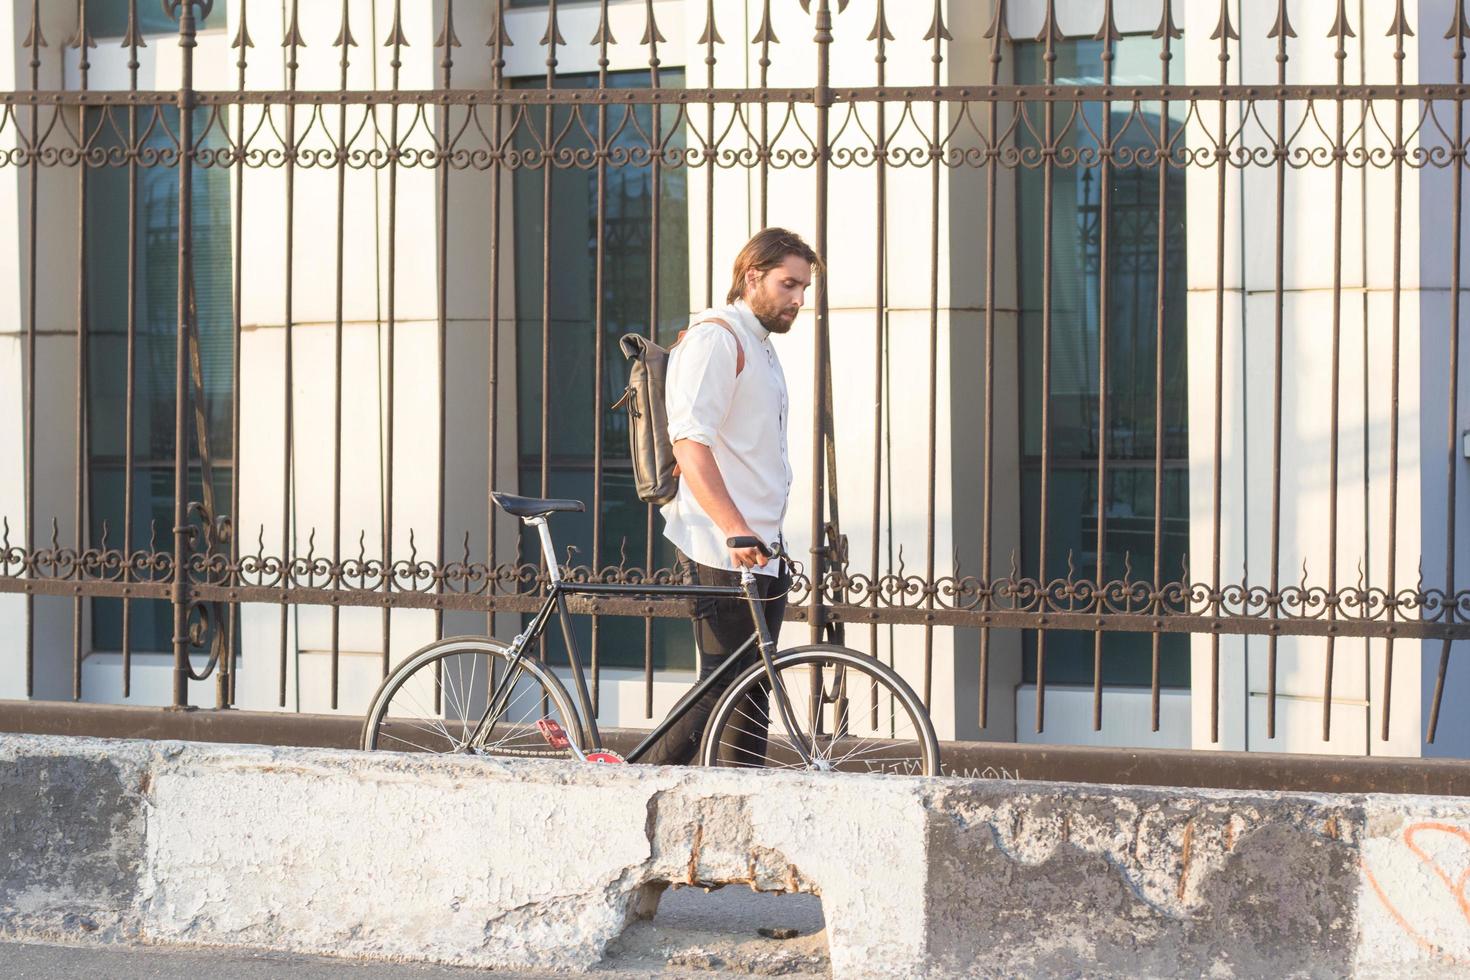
[{"xmin": 745, "ymin": 255, "xmax": 813, "ymax": 335}]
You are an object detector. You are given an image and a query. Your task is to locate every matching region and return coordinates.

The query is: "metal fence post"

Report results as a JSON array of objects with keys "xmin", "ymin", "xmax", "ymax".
[
  {"xmin": 807, "ymin": 0, "xmax": 835, "ymax": 645},
  {"xmin": 169, "ymin": 1, "xmax": 204, "ymax": 709}
]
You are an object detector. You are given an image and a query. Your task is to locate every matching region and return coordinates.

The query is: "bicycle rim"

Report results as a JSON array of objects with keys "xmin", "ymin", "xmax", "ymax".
[
  {"xmin": 699, "ymin": 646, "xmax": 940, "ymax": 776},
  {"xmin": 363, "ymin": 638, "xmax": 582, "ymax": 759}
]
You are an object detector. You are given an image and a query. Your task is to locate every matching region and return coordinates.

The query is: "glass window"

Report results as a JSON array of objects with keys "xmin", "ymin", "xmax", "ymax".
[
  {"xmin": 1014, "ymin": 37, "xmax": 1190, "ymax": 688},
  {"xmin": 85, "ymin": 105, "xmax": 234, "ymax": 652},
  {"xmin": 511, "ymin": 70, "xmax": 692, "ymax": 670},
  {"xmin": 87, "ymin": 1, "xmax": 229, "ymax": 38}
]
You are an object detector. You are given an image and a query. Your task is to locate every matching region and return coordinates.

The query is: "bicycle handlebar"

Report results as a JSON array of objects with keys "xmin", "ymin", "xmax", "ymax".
[{"xmin": 725, "ymin": 536, "xmax": 777, "ymax": 560}]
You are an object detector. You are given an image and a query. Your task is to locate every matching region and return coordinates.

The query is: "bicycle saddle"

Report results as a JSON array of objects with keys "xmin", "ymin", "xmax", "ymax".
[{"xmin": 491, "ymin": 492, "xmax": 585, "ymax": 519}]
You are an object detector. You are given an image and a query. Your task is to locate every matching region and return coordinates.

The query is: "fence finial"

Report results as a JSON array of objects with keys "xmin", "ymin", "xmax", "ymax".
[
  {"xmin": 1267, "ymin": 0, "xmax": 1295, "ymax": 41},
  {"xmin": 538, "ymin": 1, "xmax": 564, "ymax": 49},
  {"xmin": 1153, "ymin": 0, "xmax": 1181, "ymax": 41},
  {"xmin": 753, "ymin": 1, "xmax": 779, "ymax": 45},
  {"xmin": 698, "ymin": 0, "xmax": 723, "ymax": 46},
  {"xmin": 984, "ymin": 0, "xmax": 1010, "ymax": 41},
  {"xmin": 1094, "ymin": 0, "xmax": 1120, "ymax": 44},
  {"xmin": 436, "ymin": 1, "xmax": 462, "ymax": 49},
  {"xmin": 1037, "ymin": 0, "xmax": 1062, "ymax": 47},
  {"xmin": 333, "ymin": 0, "xmax": 357, "ymax": 49},
  {"xmin": 641, "ymin": 0, "xmax": 666, "ymax": 49},
  {"xmin": 383, "ymin": 0, "xmax": 407, "ymax": 49},
  {"xmin": 1211, "ymin": 0, "xmax": 1239, "ymax": 43},
  {"xmin": 924, "ymin": 0, "xmax": 952, "ymax": 44},
  {"xmin": 230, "ymin": 0, "xmax": 252, "ymax": 51},
  {"xmin": 21, "ymin": 0, "xmax": 46, "ymax": 50},
  {"xmin": 1387, "ymin": 0, "xmax": 1414, "ymax": 40},
  {"xmin": 590, "ymin": 0, "xmax": 615, "ymax": 48},
  {"xmin": 1327, "ymin": 0, "xmax": 1356, "ymax": 40},
  {"xmin": 281, "ymin": 2, "xmax": 305, "ymax": 50},
  {"xmin": 1448, "ymin": 0, "xmax": 1470, "ymax": 42},
  {"xmin": 486, "ymin": 0, "xmax": 512, "ymax": 49},
  {"xmin": 68, "ymin": 1, "xmax": 97, "ymax": 52}
]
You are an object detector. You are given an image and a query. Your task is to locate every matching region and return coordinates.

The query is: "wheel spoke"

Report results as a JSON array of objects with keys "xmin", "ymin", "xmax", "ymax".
[
  {"xmin": 366, "ymin": 645, "xmax": 579, "ymax": 759},
  {"xmin": 705, "ymin": 654, "xmax": 936, "ymax": 775}
]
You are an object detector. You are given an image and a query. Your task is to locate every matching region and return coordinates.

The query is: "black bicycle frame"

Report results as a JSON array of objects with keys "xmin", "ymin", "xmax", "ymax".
[{"xmin": 465, "ymin": 577, "xmax": 813, "ymax": 765}]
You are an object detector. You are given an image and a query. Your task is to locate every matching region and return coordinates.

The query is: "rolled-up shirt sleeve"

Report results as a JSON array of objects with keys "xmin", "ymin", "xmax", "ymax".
[{"xmin": 666, "ymin": 323, "xmax": 740, "ymax": 448}]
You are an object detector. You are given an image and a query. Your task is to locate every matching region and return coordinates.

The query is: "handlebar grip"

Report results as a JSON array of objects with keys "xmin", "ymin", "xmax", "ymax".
[{"xmin": 725, "ymin": 536, "xmax": 772, "ymax": 558}]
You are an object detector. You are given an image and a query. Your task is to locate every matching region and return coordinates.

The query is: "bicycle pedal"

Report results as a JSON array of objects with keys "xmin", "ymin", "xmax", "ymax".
[
  {"xmin": 585, "ymin": 750, "xmax": 626, "ymax": 765},
  {"xmin": 535, "ymin": 718, "xmax": 572, "ymax": 750}
]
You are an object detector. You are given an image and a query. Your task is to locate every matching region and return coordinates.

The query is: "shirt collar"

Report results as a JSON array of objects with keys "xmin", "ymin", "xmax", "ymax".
[{"xmin": 732, "ymin": 299, "xmax": 771, "ymax": 342}]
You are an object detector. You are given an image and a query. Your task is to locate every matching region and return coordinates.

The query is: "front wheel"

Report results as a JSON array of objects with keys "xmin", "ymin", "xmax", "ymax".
[
  {"xmin": 698, "ymin": 644, "xmax": 940, "ymax": 776},
  {"xmin": 361, "ymin": 635, "xmax": 584, "ymax": 759}
]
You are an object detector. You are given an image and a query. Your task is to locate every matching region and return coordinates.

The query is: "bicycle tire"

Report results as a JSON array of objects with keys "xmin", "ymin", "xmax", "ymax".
[
  {"xmin": 697, "ymin": 644, "xmax": 941, "ymax": 776},
  {"xmin": 361, "ymin": 635, "xmax": 585, "ymax": 759}
]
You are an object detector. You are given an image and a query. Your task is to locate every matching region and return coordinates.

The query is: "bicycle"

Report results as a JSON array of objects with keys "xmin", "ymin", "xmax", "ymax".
[{"xmin": 360, "ymin": 492, "xmax": 940, "ymax": 775}]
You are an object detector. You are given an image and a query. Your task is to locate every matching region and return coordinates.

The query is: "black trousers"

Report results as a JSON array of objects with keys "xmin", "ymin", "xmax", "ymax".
[{"xmin": 639, "ymin": 552, "xmax": 790, "ymax": 767}]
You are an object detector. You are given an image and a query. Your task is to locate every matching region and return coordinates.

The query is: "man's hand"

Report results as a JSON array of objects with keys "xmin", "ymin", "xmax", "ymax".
[{"xmin": 726, "ymin": 527, "xmax": 769, "ymax": 569}]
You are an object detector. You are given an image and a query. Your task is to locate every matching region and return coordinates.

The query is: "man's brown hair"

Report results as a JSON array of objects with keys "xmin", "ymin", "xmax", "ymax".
[{"xmin": 726, "ymin": 227, "xmax": 822, "ymax": 304}]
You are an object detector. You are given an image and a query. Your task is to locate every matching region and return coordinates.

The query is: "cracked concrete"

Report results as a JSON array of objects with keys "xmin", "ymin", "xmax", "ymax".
[{"xmin": 0, "ymin": 734, "xmax": 1467, "ymax": 977}]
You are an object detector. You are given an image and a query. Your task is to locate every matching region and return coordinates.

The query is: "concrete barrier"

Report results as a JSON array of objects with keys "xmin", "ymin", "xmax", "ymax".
[{"xmin": 0, "ymin": 733, "xmax": 1466, "ymax": 977}]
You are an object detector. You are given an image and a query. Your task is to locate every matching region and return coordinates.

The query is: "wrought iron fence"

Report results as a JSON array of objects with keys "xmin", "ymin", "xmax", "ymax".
[{"xmin": 1, "ymin": 0, "xmax": 1469, "ymax": 751}]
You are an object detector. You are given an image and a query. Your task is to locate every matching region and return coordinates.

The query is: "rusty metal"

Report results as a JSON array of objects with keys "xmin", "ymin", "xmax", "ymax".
[{"xmin": 2, "ymin": 0, "xmax": 1470, "ymax": 758}]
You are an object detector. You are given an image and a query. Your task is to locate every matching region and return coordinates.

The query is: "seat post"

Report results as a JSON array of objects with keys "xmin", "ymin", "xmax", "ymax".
[{"xmin": 527, "ymin": 517, "xmax": 561, "ymax": 584}]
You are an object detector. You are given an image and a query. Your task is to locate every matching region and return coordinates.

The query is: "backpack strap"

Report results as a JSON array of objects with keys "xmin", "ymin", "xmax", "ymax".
[{"xmin": 675, "ymin": 316, "xmax": 745, "ymax": 375}]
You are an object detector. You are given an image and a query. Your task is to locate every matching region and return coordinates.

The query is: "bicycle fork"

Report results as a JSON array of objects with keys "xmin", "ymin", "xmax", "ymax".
[{"xmin": 742, "ymin": 568, "xmax": 820, "ymax": 768}]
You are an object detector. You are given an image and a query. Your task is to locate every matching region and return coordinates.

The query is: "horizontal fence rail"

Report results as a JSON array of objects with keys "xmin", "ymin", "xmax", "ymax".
[{"xmin": 1, "ymin": 0, "xmax": 1468, "ymax": 754}]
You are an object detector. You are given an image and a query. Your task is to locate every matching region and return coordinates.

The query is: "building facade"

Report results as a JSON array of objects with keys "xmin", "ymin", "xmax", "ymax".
[{"xmin": 2, "ymin": 0, "xmax": 1467, "ymax": 758}]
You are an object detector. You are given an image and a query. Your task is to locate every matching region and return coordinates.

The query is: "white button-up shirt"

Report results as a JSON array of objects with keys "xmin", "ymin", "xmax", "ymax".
[{"xmin": 661, "ymin": 300, "xmax": 792, "ymax": 576}]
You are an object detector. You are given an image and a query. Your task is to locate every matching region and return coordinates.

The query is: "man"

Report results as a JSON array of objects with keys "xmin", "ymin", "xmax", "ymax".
[{"xmin": 641, "ymin": 227, "xmax": 820, "ymax": 767}]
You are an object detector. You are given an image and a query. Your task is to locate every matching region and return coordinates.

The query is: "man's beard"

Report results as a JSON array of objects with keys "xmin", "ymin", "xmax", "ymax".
[{"xmin": 750, "ymin": 297, "xmax": 799, "ymax": 334}]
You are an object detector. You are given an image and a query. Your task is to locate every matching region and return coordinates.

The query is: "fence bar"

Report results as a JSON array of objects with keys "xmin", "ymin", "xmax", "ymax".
[
  {"xmin": 1265, "ymin": 0, "xmax": 1291, "ymax": 740},
  {"xmin": 225, "ymin": 0, "xmax": 249, "ymax": 708},
  {"xmin": 916, "ymin": 2, "xmax": 944, "ymax": 706},
  {"xmin": 643, "ymin": 0, "xmax": 662, "ymax": 717},
  {"xmin": 382, "ymin": 0, "xmax": 404, "ymax": 679},
  {"xmin": 121, "ymin": 0, "xmax": 142, "ymax": 699},
  {"xmin": 1090, "ymin": 3, "xmax": 1117, "ymax": 731},
  {"xmin": 808, "ymin": 0, "xmax": 833, "ymax": 651},
  {"xmin": 1208, "ymin": 0, "xmax": 1236, "ymax": 744},
  {"xmin": 23, "ymin": 0, "xmax": 40, "ymax": 697},
  {"xmin": 1323, "ymin": 2, "xmax": 1355, "ymax": 741},
  {"xmin": 486, "ymin": 1, "xmax": 505, "ymax": 646},
  {"xmin": 73, "ymin": 1, "xmax": 92, "ymax": 702},
  {"xmin": 170, "ymin": 2, "xmax": 200, "ymax": 708},
  {"xmin": 279, "ymin": 0, "xmax": 301, "ymax": 709},
  {"xmin": 328, "ymin": 0, "xmax": 352, "ymax": 709},
  {"xmin": 868, "ymin": 0, "xmax": 889, "ymax": 729},
  {"xmin": 1034, "ymin": 1, "xmax": 1060, "ymax": 733},
  {"xmin": 435, "ymin": 1, "xmax": 457, "ymax": 647},
  {"xmin": 756, "ymin": 0, "xmax": 772, "ymax": 226},
  {"xmin": 588, "ymin": 0, "xmax": 610, "ymax": 714},
  {"xmin": 978, "ymin": 0, "xmax": 1006, "ymax": 728},
  {"xmin": 535, "ymin": 0, "xmax": 555, "ymax": 676},
  {"xmin": 1382, "ymin": 3, "xmax": 1411, "ymax": 741},
  {"xmin": 1429, "ymin": 4, "xmax": 1469, "ymax": 743},
  {"xmin": 1150, "ymin": 0, "xmax": 1179, "ymax": 733}
]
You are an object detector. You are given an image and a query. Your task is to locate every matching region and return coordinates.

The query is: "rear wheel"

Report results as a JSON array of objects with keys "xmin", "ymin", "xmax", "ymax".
[
  {"xmin": 361, "ymin": 636, "xmax": 583, "ymax": 758},
  {"xmin": 698, "ymin": 644, "xmax": 940, "ymax": 776}
]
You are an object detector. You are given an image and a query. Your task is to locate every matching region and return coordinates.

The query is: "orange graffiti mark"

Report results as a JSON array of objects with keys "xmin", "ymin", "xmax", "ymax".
[{"xmin": 1362, "ymin": 822, "xmax": 1470, "ymax": 967}]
